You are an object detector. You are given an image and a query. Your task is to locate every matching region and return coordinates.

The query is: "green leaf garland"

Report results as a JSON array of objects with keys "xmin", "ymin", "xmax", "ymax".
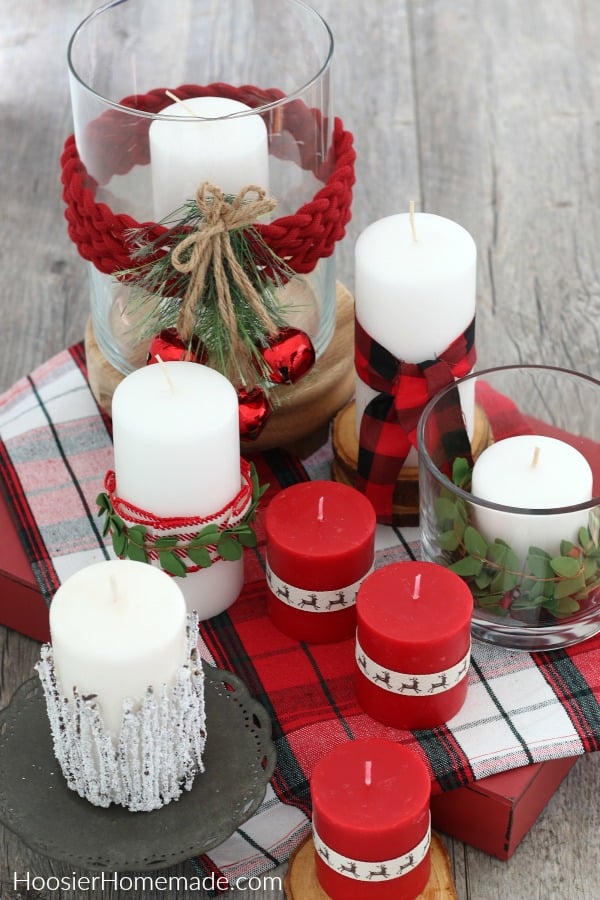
[
  {"xmin": 96, "ymin": 463, "xmax": 268, "ymax": 577},
  {"xmin": 434, "ymin": 457, "xmax": 600, "ymax": 621},
  {"xmin": 117, "ymin": 190, "xmax": 295, "ymax": 389}
]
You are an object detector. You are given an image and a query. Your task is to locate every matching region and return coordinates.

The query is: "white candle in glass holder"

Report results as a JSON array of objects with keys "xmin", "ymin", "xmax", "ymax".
[
  {"xmin": 149, "ymin": 96, "xmax": 270, "ymax": 221},
  {"xmin": 49, "ymin": 559, "xmax": 187, "ymax": 738},
  {"xmin": 354, "ymin": 212, "xmax": 477, "ymax": 466},
  {"xmin": 470, "ymin": 434, "xmax": 594, "ymax": 564},
  {"xmin": 111, "ymin": 361, "xmax": 244, "ymax": 618}
]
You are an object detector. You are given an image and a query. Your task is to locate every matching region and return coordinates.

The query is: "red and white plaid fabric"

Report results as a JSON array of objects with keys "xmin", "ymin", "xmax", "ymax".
[{"xmin": 2, "ymin": 344, "xmax": 600, "ymax": 886}]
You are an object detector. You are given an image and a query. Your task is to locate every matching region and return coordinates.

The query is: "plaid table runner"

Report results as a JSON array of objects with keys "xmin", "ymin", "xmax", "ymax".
[{"xmin": 2, "ymin": 344, "xmax": 600, "ymax": 884}]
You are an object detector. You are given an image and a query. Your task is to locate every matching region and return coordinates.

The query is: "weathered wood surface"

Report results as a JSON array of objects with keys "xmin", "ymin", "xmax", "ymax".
[{"xmin": 1, "ymin": 0, "xmax": 599, "ymax": 897}]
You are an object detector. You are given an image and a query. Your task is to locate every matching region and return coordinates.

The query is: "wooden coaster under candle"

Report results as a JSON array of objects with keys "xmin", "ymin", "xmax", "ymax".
[
  {"xmin": 332, "ymin": 400, "xmax": 492, "ymax": 526},
  {"xmin": 284, "ymin": 833, "xmax": 457, "ymax": 900},
  {"xmin": 86, "ymin": 282, "xmax": 355, "ymax": 458}
]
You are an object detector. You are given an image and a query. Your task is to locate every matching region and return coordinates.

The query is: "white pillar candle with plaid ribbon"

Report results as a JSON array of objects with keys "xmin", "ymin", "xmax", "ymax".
[{"xmin": 354, "ymin": 212, "xmax": 477, "ymax": 465}]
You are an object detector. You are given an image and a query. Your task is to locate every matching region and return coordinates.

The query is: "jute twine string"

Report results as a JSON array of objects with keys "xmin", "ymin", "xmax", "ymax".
[{"xmin": 171, "ymin": 182, "xmax": 279, "ymax": 373}]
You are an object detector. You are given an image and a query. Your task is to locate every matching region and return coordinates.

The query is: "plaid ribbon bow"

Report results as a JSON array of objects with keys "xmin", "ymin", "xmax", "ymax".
[{"xmin": 355, "ymin": 316, "xmax": 476, "ymax": 522}]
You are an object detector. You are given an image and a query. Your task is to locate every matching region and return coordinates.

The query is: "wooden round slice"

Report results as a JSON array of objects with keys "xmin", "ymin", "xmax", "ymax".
[
  {"xmin": 283, "ymin": 832, "xmax": 458, "ymax": 899},
  {"xmin": 332, "ymin": 399, "xmax": 493, "ymax": 525}
]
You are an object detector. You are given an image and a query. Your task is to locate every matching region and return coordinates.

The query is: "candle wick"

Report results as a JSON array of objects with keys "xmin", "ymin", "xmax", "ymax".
[
  {"xmin": 531, "ymin": 446, "xmax": 541, "ymax": 468},
  {"xmin": 317, "ymin": 496, "xmax": 324, "ymax": 522},
  {"xmin": 155, "ymin": 355, "xmax": 176, "ymax": 393},
  {"xmin": 109, "ymin": 574, "xmax": 120, "ymax": 604},
  {"xmin": 409, "ymin": 200, "xmax": 418, "ymax": 242},
  {"xmin": 412, "ymin": 573, "xmax": 421, "ymax": 600},
  {"xmin": 365, "ymin": 760, "xmax": 372, "ymax": 786},
  {"xmin": 130, "ymin": 55, "xmax": 138, "ymax": 103},
  {"xmin": 165, "ymin": 89, "xmax": 197, "ymax": 116}
]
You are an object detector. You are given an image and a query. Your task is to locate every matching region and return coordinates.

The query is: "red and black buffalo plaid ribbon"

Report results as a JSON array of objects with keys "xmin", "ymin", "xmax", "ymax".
[{"xmin": 355, "ymin": 316, "xmax": 476, "ymax": 522}]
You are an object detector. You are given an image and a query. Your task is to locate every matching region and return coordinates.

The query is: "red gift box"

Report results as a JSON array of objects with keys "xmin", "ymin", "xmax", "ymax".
[
  {"xmin": 430, "ymin": 755, "xmax": 578, "ymax": 860},
  {"xmin": 0, "ymin": 486, "xmax": 50, "ymax": 643}
]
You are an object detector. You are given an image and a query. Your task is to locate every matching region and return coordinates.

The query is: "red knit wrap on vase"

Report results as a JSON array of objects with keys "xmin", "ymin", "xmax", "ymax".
[{"xmin": 60, "ymin": 82, "xmax": 356, "ymax": 278}]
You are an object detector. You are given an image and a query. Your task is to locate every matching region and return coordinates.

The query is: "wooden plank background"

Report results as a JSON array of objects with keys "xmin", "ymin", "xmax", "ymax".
[{"xmin": 1, "ymin": 1, "xmax": 599, "ymax": 897}]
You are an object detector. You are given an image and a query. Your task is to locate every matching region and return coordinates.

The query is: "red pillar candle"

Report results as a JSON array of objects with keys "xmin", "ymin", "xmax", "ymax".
[
  {"xmin": 265, "ymin": 481, "xmax": 376, "ymax": 643},
  {"xmin": 355, "ymin": 561, "xmax": 473, "ymax": 729},
  {"xmin": 311, "ymin": 738, "xmax": 431, "ymax": 900}
]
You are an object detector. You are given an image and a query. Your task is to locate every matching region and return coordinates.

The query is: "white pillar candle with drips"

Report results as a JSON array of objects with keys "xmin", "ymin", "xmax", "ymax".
[{"xmin": 49, "ymin": 559, "xmax": 187, "ymax": 738}]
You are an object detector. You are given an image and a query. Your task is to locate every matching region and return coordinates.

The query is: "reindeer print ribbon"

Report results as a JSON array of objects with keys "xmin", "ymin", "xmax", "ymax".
[
  {"xmin": 265, "ymin": 560, "xmax": 374, "ymax": 613},
  {"xmin": 355, "ymin": 639, "xmax": 471, "ymax": 694},
  {"xmin": 313, "ymin": 818, "xmax": 431, "ymax": 881}
]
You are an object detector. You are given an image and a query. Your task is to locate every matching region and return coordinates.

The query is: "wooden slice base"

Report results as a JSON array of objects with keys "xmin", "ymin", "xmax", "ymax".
[
  {"xmin": 283, "ymin": 833, "xmax": 458, "ymax": 900},
  {"xmin": 85, "ymin": 282, "xmax": 355, "ymax": 459},
  {"xmin": 332, "ymin": 400, "xmax": 492, "ymax": 526}
]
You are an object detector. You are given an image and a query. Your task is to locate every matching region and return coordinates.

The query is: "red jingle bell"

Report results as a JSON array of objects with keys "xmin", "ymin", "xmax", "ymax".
[
  {"xmin": 261, "ymin": 327, "xmax": 315, "ymax": 385},
  {"xmin": 238, "ymin": 386, "xmax": 271, "ymax": 441},
  {"xmin": 146, "ymin": 329, "xmax": 206, "ymax": 365}
]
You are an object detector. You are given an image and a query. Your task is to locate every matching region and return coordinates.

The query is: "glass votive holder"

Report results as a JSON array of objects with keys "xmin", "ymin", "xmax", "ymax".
[
  {"xmin": 65, "ymin": 0, "xmax": 345, "ymax": 375},
  {"xmin": 418, "ymin": 365, "xmax": 600, "ymax": 651}
]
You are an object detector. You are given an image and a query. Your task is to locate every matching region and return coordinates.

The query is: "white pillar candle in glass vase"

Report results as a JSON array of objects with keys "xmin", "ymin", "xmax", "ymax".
[
  {"xmin": 470, "ymin": 434, "xmax": 594, "ymax": 565},
  {"xmin": 354, "ymin": 212, "xmax": 477, "ymax": 467},
  {"xmin": 111, "ymin": 361, "xmax": 244, "ymax": 618},
  {"xmin": 149, "ymin": 96, "xmax": 270, "ymax": 221}
]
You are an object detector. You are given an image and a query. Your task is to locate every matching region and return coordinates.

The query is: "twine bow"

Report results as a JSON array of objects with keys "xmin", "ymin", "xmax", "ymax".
[{"xmin": 170, "ymin": 183, "xmax": 279, "ymax": 373}]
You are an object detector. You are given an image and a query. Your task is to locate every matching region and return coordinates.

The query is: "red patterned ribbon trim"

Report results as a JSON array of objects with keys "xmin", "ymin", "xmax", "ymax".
[
  {"xmin": 355, "ymin": 638, "xmax": 471, "ymax": 694},
  {"xmin": 354, "ymin": 317, "xmax": 476, "ymax": 523},
  {"xmin": 313, "ymin": 819, "xmax": 431, "ymax": 881},
  {"xmin": 265, "ymin": 560, "xmax": 374, "ymax": 613},
  {"xmin": 60, "ymin": 83, "xmax": 356, "ymax": 278},
  {"xmin": 104, "ymin": 459, "xmax": 253, "ymax": 572}
]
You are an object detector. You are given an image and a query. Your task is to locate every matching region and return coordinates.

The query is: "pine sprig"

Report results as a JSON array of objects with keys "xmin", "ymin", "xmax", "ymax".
[
  {"xmin": 96, "ymin": 464, "xmax": 269, "ymax": 577},
  {"xmin": 117, "ymin": 197, "xmax": 295, "ymax": 387}
]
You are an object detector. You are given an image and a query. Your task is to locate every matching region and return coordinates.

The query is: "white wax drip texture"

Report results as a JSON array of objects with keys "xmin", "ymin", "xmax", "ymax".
[{"xmin": 36, "ymin": 616, "xmax": 206, "ymax": 812}]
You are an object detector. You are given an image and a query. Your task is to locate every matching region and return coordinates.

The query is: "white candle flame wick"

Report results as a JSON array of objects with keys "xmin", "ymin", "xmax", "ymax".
[
  {"xmin": 155, "ymin": 355, "xmax": 176, "ymax": 393},
  {"xmin": 365, "ymin": 760, "xmax": 372, "ymax": 785},
  {"xmin": 531, "ymin": 446, "xmax": 541, "ymax": 468},
  {"xmin": 409, "ymin": 200, "xmax": 418, "ymax": 242},
  {"xmin": 317, "ymin": 496, "xmax": 324, "ymax": 522},
  {"xmin": 165, "ymin": 89, "xmax": 196, "ymax": 116},
  {"xmin": 130, "ymin": 56, "xmax": 138, "ymax": 102},
  {"xmin": 109, "ymin": 574, "xmax": 120, "ymax": 604},
  {"xmin": 412, "ymin": 573, "xmax": 421, "ymax": 600}
]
